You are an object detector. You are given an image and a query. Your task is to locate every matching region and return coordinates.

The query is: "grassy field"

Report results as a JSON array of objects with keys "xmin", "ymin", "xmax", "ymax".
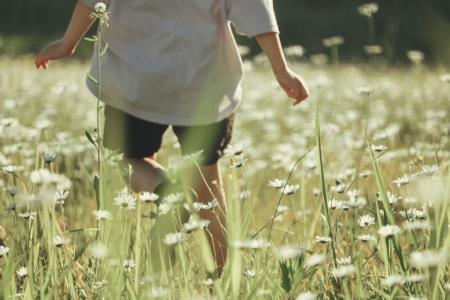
[{"xmin": 0, "ymin": 54, "xmax": 450, "ymax": 299}]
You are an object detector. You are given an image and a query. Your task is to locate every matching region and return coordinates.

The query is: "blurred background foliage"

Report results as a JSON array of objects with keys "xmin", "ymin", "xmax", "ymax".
[{"xmin": 1, "ymin": 0, "xmax": 449, "ymax": 64}]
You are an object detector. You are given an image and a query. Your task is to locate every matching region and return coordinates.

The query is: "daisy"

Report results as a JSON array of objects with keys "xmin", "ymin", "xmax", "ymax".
[
  {"xmin": 114, "ymin": 187, "xmax": 136, "ymax": 210},
  {"xmin": 0, "ymin": 245, "xmax": 9, "ymax": 258},
  {"xmin": 53, "ymin": 235, "xmax": 69, "ymax": 247},
  {"xmin": 282, "ymin": 184, "xmax": 300, "ymax": 195},
  {"xmin": 332, "ymin": 265, "xmax": 356, "ymax": 278},
  {"xmin": 93, "ymin": 210, "xmax": 112, "ymax": 221},
  {"xmin": 304, "ymin": 254, "xmax": 326, "ymax": 267},
  {"xmin": 163, "ymin": 232, "xmax": 187, "ymax": 246},
  {"xmin": 378, "ymin": 225, "xmax": 401, "ymax": 237},
  {"xmin": 358, "ymin": 214, "xmax": 375, "ymax": 227},
  {"xmin": 139, "ymin": 191, "xmax": 159, "ymax": 203}
]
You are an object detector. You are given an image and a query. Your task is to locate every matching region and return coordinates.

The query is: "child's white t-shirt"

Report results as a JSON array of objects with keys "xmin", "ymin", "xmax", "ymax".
[{"xmin": 82, "ymin": 0, "xmax": 279, "ymax": 126}]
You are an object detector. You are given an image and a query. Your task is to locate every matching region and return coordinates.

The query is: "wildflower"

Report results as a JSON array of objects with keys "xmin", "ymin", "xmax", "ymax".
[
  {"xmin": 267, "ymin": 178, "xmax": 287, "ymax": 189},
  {"xmin": 403, "ymin": 220, "xmax": 431, "ymax": 231},
  {"xmin": 231, "ymin": 239, "xmax": 270, "ymax": 249},
  {"xmin": 223, "ymin": 143, "xmax": 244, "ymax": 156},
  {"xmin": 305, "ymin": 254, "xmax": 326, "ymax": 267},
  {"xmin": 315, "ymin": 236, "xmax": 332, "ymax": 244},
  {"xmin": 313, "ymin": 188, "xmax": 321, "ymax": 196},
  {"xmin": 378, "ymin": 225, "xmax": 401, "ymax": 237},
  {"xmin": 410, "ymin": 249, "xmax": 448, "ymax": 268},
  {"xmin": 357, "ymin": 3, "xmax": 379, "ymax": 17},
  {"xmin": 163, "ymin": 192, "xmax": 184, "ymax": 204},
  {"xmin": 123, "ymin": 259, "xmax": 135, "ymax": 272},
  {"xmin": 346, "ymin": 196, "xmax": 367, "ymax": 209},
  {"xmin": 332, "ymin": 265, "xmax": 356, "ymax": 278},
  {"xmin": 276, "ymin": 205, "xmax": 288, "ymax": 215},
  {"xmin": 18, "ymin": 212, "xmax": 37, "ymax": 220},
  {"xmin": 328, "ymin": 199, "xmax": 343, "ymax": 209},
  {"xmin": 163, "ymin": 232, "xmax": 187, "ymax": 246},
  {"xmin": 29, "ymin": 169, "xmax": 72, "ymax": 190},
  {"xmin": 377, "ymin": 191, "xmax": 401, "ymax": 205},
  {"xmin": 358, "ymin": 214, "xmax": 375, "ymax": 227},
  {"xmin": 392, "ymin": 174, "xmax": 411, "ymax": 187},
  {"xmin": 16, "ymin": 266, "xmax": 28, "ymax": 278},
  {"xmin": 240, "ymin": 190, "xmax": 251, "ymax": 200},
  {"xmin": 182, "ymin": 219, "xmax": 210, "ymax": 233},
  {"xmin": 42, "ymin": 150, "xmax": 57, "ymax": 163},
  {"xmin": 364, "ymin": 45, "xmax": 383, "ymax": 55},
  {"xmin": 407, "ymin": 51, "xmax": 425, "ymax": 64},
  {"xmin": 2, "ymin": 165, "xmax": 25, "ymax": 174},
  {"xmin": 399, "ymin": 208, "xmax": 427, "ymax": 220},
  {"xmin": 357, "ymin": 86, "xmax": 374, "ymax": 96},
  {"xmin": 54, "ymin": 189, "xmax": 69, "ymax": 205},
  {"xmin": 158, "ymin": 202, "xmax": 172, "ymax": 216},
  {"xmin": 277, "ymin": 245, "xmax": 305, "ymax": 259},
  {"xmin": 244, "ymin": 269, "xmax": 256, "ymax": 278},
  {"xmin": 337, "ymin": 256, "xmax": 352, "ymax": 265},
  {"xmin": 330, "ymin": 182, "xmax": 346, "ymax": 193},
  {"xmin": 231, "ymin": 158, "xmax": 247, "ymax": 168},
  {"xmin": 5, "ymin": 186, "xmax": 18, "ymax": 197},
  {"xmin": 310, "ymin": 54, "xmax": 328, "ymax": 66},
  {"xmin": 357, "ymin": 234, "xmax": 376, "ymax": 243},
  {"xmin": 347, "ymin": 189, "xmax": 361, "ymax": 199},
  {"xmin": 139, "ymin": 191, "xmax": 159, "ymax": 203},
  {"xmin": 421, "ymin": 164, "xmax": 440, "ymax": 175},
  {"xmin": 94, "ymin": 2, "xmax": 107, "ymax": 13},
  {"xmin": 93, "ymin": 280, "xmax": 108, "ymax": 290},
  {"xmin": 0, "ymin": 245, "xmax": 9, "ymax": 258},
  {"xmin": 381, "ymin": 274, "xmax": 405, "ymax": 287},
  {"xmin": 360, "ymin": 170, "xmax": 372, "ymax": 178},
  {"xmin": 322, "ymin": 36, "xmax": 345, "ymax": 48},
  {"xmin": 296, "ymin": 291, "xmax": 317, "ymax": 300},
  {"xmin": 88, "ymin": 242, "xmax": 109, "ymax": 259},
  {"xmin": 371, "ymin": 144, "xmax": 387, "ymax": 153},
  {"xmin": 113, "ymin": 187, "xmax": 136, "ymax": 210},
  {"xmin": 53, "ymin": 235, "xmax": 69, "ymax": 247},
  {"xmin": 93, "ymin": 210, "xmax": 112, "ymax": 221},
  {"xmin": 282, "ymin": 184, "xmax": 300, "ymax": 195},
  {"xmin": 284, "ymin": 45, "xmax": 305, "ymax": 58},
  {"xmin": 202, "ymin": 278, "xmax": 214, "ymax": 286}
]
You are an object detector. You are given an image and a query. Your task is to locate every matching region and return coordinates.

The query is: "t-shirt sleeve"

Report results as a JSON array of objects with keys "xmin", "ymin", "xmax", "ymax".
[
  {"xmin": 227, "ymin": 0, "xmax": 280, "ymax": 38},
  {"xmin": 80, "ymin": 0, "xmax": 110, "ymax": 9}
]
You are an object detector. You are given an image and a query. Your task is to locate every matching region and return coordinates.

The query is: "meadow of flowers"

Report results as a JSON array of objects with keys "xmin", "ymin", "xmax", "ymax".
[{"xmin": 1, "ymin": 3, "xmax": 450, "ymax": 299}]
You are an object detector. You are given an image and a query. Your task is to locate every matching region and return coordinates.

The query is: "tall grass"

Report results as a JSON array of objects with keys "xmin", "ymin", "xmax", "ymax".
[{"xmin": 0, "ymin": 54, "xmax": 449, "ymax": 298}]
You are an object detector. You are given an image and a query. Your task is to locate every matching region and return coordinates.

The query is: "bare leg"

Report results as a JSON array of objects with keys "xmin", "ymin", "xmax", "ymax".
[
  {"xmin": 183, "ymin": 161, "xmax": 227, "ymax": 272},
  {"xmin": 119, "ymin": 154, "xmax": 168, "ymax": 192},
  {"xmin": 118, "ymin": 154, "xmax": 188, "ymax": 273}
]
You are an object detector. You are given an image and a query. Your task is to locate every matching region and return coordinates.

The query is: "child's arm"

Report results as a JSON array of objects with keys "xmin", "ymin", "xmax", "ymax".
[
  {"xmin": 35, "ymin": 0, "xmax": 96, "ymax": 69},
  {"xmin": 255, "ymin": 32, "xmax": 310, "ymax": 105}
]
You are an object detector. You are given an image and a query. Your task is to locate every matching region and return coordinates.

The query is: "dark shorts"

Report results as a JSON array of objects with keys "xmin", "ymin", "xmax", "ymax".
[{"xmin": 102, "ymin": 105, "xmax": 235, "ymax": 165}]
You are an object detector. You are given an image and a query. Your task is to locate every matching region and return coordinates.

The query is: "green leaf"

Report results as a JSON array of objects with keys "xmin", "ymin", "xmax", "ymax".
[
  {"xmin": 279, "ymin": 261, "xmax": 292, "ymax": 293},
  {"xmin": 85, "ymin": 130, "xmax": 97, "ymax": 148},
  {"xmin": 93, "ymin": 175, "xmax": 100, "ymax": 209},
  {"xmin": 74, "ymin": 244, "xmax": 88, "ymax": 261},
  {"xmin": 100, "ymin": 42, "xmax": 109, "ymax": 57},
  {"xmin": 84, "ymin": 36, "xmax": 97, "ymax": 43},
  {"xmin": 86, "ymin": 73, "xmax": 99, "ymax": 85}
]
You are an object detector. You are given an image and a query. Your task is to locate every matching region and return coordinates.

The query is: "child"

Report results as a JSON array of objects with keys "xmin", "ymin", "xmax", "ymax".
[{"xmin": 35, "ymin": 0, "xmax": 309, "ymax": 276}]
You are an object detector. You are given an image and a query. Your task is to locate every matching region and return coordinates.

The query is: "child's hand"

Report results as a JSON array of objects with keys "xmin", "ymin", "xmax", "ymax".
[
  {"xmin": 35, "ymin": 40, "xmax": 73, "ymax": 69},
  {"xmin": 275, "ymin": 68, "xmax": 310, "ymax": 105}
]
